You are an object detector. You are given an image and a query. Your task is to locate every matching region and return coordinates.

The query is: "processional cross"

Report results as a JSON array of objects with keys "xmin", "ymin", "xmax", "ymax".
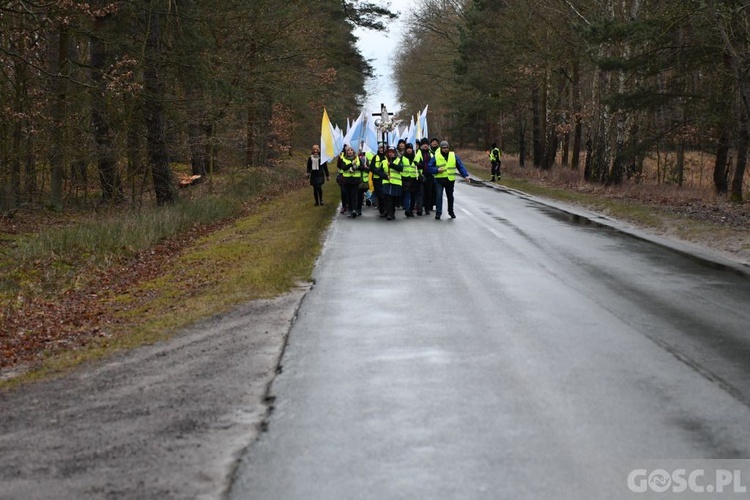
[{"xmin": 372, "ymin": 103, "xmax": 395, "ymax": 147}]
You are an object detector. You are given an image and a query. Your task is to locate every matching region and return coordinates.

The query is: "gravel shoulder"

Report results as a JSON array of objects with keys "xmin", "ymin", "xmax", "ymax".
[{"xmin": 0, "ymin": 287, "xmax": 307, "ymax": 500}]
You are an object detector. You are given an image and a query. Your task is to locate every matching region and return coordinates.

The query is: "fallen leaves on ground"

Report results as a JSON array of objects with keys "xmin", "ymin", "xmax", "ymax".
[{"xmin": 0, "ymin": 175, "xmax": 306, "ymax": 377}]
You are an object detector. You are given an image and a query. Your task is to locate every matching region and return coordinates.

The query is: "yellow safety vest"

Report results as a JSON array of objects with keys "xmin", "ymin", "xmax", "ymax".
[
  {"xmin": 339, "ymin": 154, "xmax": 360, "ymax": 178},
  {"xmin": 382, "ymin": 158, "xmax": 402, "ymax": 187},
  {"xmin": 370, "ymin": 153, "xmax": 387, "ymax": 180},
  {"xmin": 399, "ymin": 156, "xmax": 417, "ymax": 179},
  {"xmin": 415, "ymin": 149, "xmax": 432, "ymax": 169},
  {"xmin": 434, "ymin": 151, "xmax": 457, "ymax": 181}
]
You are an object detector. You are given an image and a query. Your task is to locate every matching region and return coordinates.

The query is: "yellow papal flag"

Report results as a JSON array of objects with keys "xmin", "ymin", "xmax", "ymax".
[{"xmin": 320, "ymin": 108, "xmax": 336, "ymax": 165}]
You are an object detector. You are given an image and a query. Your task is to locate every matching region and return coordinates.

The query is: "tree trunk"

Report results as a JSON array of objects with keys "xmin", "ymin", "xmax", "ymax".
[
  {"xmin": 584, "ymin": 135, "xmax": 593, "ymax": 181},
  {"xmin": 91, "ymin": 12, "xmax": 124, "ymax": 204},
  {"xmin": 611, "ymin": 139, "xmax": 625, "ymax": 185},
  {"xmin": 188, "ymin": 122, "xmax": 209, "ymax": 176},
  {"xmin": 571, "ymin": 59, "xmax": 582, "ymax": 169},
  {"xmin": 126, "ymin": 96, "xmax": 144, "ymax": 202},
  {"xmin": 49, "ymin": 25, "xmax": 69, "ymax": 211},
  {"xmin": 11, "ymin": 114, "xmax": 21, "ymax": 210},
  {"xmin": 731, "ymin": 112, "xmax": 748, "ymax": 202},
  {"xmin": 246, "ymin": 103, "xmax": 256, "ymax": 167},
  {"xmin": 675, "ymin": 140, "xmax": 685, "ymax": 187},
  {"xmin": 143, "ymin": 2, "xmax": 177, "ymax": 206},
  {"xmin": 714, "ymin": 125, "xmax": 730, "ymax": 194},
  {"xmin": 543, "ymin": 131, "xmax": 558, "ymax": 170},
  {"xmin": 542, "ymin": 69, "xmax": 566, "ymax": 170},
  {"xmin": 518, "ymin": 118, "xmax": 526, "ymax": 167},
  {"xmin": 24, "ymin": 135, "xmax": 37, "ymax": 202},
  {"xmin": 593, "ymin": 64, "xmax": 610, "ymax": 183},
  {"xmin": 531, "ymin": 83, "xmax": 543, "ymax": 167}
]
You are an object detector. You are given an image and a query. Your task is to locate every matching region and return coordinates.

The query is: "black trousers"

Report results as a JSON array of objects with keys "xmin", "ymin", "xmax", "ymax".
[
  {"xmin": 412, "ymin": 180, "xmax": 424, "ymax": 213},
  {"xmin": 373, "ymin": 178, "xmax": 385, "ymax": 214},
  {"xmin": 383, "ymin": 194, "xmax": 399, "ymax": 219},
  {"xmin": 312, "ymin": 185, "xmax": 323, "ymax": 204},
  {"xmin": 491, "ymin": 161, "xmax": 501, "ymax": 179},
  {"xmin": 344, "ymin": 182, "xmax": 359, "ymax": 213},
  {"xmin": 339, "ymin": 184, "xmax": 348, "ymax": 209},
  {"xmin": 435, "ymin": 179, "xmax": 455, "ymax": 215},
  {"xmin": 422, "ymin": 175, "xmax": 436, "ymax": 213}
]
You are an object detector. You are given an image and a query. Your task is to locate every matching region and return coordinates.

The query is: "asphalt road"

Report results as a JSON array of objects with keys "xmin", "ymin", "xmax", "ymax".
[
  {"xmin": 229, "ymin": 180, "xmax": 750, "ymax": 499},
  {"xmin": 0, "ymin": 291, "xmax": 307, "ymax": 500}
]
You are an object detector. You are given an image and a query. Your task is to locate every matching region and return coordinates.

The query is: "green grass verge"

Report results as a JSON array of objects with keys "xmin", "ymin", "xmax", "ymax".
[
  {"xmin": 1, "ymin": 172, "xmax": 339, "ymax": 388},
  {"xmin": 106, "ymin": 182, "xmax": 338, "ymax": 349}
]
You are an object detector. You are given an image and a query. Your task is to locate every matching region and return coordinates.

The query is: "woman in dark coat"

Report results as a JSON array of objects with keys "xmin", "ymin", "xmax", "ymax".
[{"xmin": 306, "ymin": 144, "xmax": 330, "ymax": 206}]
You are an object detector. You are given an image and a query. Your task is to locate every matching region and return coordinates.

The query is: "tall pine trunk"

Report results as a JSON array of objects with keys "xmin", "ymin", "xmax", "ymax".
[
  {"xmin": 531, "ymin": 83, "xmax": 543, "ymax": 168},
  {"xmin": 91, "ymin": 11, "xmax": 124, "ymax": 204},
  {"xmin": 714, "ymin": 125, "xmax": 730, "ymax": 195},
  {"xmin": 571, "ymin": 59, "xmax": 582, "ymax": 170},
  {"xmin": 49, "ymin": 25, "xmax": 69, "ymax": 211},
  {"xmin": 731, "ymin": 111, "xmax": 748, "ymax": 202},
  {"xmin": 143, "ymin": 2, "xmax": 177, "ymax": 205}
]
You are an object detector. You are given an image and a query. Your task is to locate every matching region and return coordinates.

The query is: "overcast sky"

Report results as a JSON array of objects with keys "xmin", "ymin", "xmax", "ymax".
[{"xmin": 354, "ymin": 0, "xmax": 413, "ymax": 114}]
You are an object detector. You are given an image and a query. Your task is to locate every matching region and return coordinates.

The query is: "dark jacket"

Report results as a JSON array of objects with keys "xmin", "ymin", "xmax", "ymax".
[{"xmin": 307, "ymin": 155, "xmax": 329, "ymax": 185}]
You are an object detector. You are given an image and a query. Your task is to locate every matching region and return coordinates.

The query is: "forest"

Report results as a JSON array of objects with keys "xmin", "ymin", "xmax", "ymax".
[
  {"xmin": 0, "ymin": 0, "xmax": 394, "ymax": 212},
  {"xmin": 1, "ymin": 0, "xmax": 750, "ymax": 214},
  {"xmin": 396, "ymin": 0, "xmax": 750, "ymax": 201}
]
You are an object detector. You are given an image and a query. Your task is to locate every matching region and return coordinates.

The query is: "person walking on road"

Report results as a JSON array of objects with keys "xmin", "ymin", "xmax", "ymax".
[
  {"xmin": 427, "ymin": 140, "xmax": 470, "ymax": 220},
  {"xmin": 338, "ymin": 145, "xmax": 365, "ymax": 218},
  {"xmin": 489, "ymin": 142, "xmax": 502, "ymax": 182},
  {"xmin": 357, "ymin": 151, "xmax": 370, "ymax": 217},
  {"xmin": 416, "ymin": 138, "xmax": 434, "ymax": 215},
  {"xmin": 368, "ymin": 143, "xmax": 387, "ymax": 216},
  {"xmin": 429, "ymin": 137, "xmax": 440, "ymax": 156},
  {"xmin": 306, "ymin": 145, "xmax": 330, "ymax": 206},
  {"xmin": 399, "ymin": 143, "xmax": 419, "ymax": 217},
  {"xmin": 381, "ymin": 146, "xmax": 403, "ymax": 220}
]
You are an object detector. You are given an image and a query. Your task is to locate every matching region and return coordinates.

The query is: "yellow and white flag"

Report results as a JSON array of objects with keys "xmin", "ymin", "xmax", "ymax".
[{"xmin": 320, "ymin": 108, "xmax": 336, "ymax": 164}]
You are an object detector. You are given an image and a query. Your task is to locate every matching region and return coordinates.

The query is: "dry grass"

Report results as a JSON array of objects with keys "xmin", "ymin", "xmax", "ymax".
[
  {"xmin": 460, "ymin": 149, "xmax": 746, "ymax": 205},
  {"xmin": 458, "ymin": 148, "xmax": 750, "ymax": 266}
]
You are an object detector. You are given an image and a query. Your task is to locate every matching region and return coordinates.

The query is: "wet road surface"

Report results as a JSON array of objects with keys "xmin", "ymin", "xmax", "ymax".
[{"xmin": 229, "ymin": 181, "xmax": 750, "ymax": 499}]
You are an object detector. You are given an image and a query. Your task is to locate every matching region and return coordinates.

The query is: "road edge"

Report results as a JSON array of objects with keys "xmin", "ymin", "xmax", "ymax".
[{"xmin": 477, "ymin": 180, "xmax": 750, "ymax": 277}]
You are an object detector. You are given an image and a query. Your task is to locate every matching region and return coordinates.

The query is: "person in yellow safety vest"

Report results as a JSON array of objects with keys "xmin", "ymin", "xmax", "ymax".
[
  {"xmin": 365, "ymin": 143, "xmax": 378, "ymax": 207},
  {"xmin": 396, "ymin": 138, "xmax": 406, "ymax": 157},
  {"xmin": 356, "ymin": 148, "xmax": 370, "ymax": 216},
  {"xmin": 381, "ymin": 146, "xmax": 403, "ymax": 220},
  {"xmin": 337, "ymin": 145, "xmax": 365, "ymax": 218},
  {"xmin": 398, "ymin": 143, "xmax": 419, "ymax": 217},
  {"xmin": 367, "ymin": 143, "xmax": 388, "ymax": 216},
  {"xmin": 489, "ymin": 142, "xmax": 502, "ymax": 181},
  {"xmin": 414, "ymin": 138, "xmax": 431, "ymax": 215},
  {"xmin": 425, "ymin": 137, "xmax": 441, "ymax": 212},
  {"xmin": 426, "ymin": 140, "xmax": 470, "ymax": 220}
]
